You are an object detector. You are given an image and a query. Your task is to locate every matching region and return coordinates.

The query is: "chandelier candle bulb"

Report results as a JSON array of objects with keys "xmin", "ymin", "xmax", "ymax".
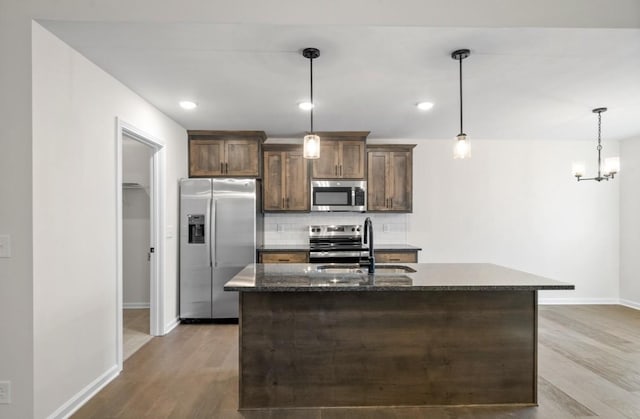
[
  {"xmin": 604, "ymin": 157, "xmax": 620, "ymax": 175},
  {"xmin": 572, "ymin": 162, "xmax": 586, "ymax": 178}
]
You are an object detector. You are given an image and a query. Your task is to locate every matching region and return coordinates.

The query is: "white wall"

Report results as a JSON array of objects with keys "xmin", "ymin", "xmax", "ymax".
[
  {"xmin": 0, "ymin": 9, "xmax": 34, "ymax": 419},
  {"xmin": 620, "ymin": 138, "xmax": 640, "ymax": 307},
  {"xmin": 123, "ymin": 137, "xmax": 152, "ymax": 307},
  {"xmin": 31, "ymin": 23, "xmax": 186, "ymax": 418},
  {"xmin": 391, "ymin": 138, "xmax": 620, "ymax": 303}
]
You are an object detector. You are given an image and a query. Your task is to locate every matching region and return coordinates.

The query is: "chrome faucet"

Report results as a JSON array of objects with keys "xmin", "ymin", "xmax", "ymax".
[{"xmin": 362, "ymin": 217, "xmax": 375, "ymax": 273}]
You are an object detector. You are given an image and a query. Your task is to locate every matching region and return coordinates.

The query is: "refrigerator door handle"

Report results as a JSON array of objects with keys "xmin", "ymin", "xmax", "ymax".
[
  {"xmin": 212, "ymin": 199, "xmax": 218, "ymax": 267},
  {"xmin": 205, "ymin": 197, "xmax": 212, "ymax": 267}
]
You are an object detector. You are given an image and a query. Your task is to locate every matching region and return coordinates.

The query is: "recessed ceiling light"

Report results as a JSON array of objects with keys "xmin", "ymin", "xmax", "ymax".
[
  {"xmin": 298, "ymin": 102, "xmax": 314, "ymax": 111},
  {"xmin": 179, "ymin": 101, "xmax": 198, "ymax": 110},
  {"xmin": 416, "ymin": 102, "xmax": 434, "ymax": 111}
]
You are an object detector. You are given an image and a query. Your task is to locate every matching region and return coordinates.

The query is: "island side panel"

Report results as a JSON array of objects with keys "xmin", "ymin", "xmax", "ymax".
[{"xmin": 239, "ymin": 290, "xmax": 536, "ymax": 409}]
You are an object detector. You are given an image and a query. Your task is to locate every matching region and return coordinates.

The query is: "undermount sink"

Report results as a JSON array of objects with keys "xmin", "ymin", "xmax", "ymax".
[
  {"xmin": 315, "ymin": 265, "xmax": 364, "ymax": 274},
  {"xmin": 315, "ymin": 265, "xmax": 416, "ymax": 274}
]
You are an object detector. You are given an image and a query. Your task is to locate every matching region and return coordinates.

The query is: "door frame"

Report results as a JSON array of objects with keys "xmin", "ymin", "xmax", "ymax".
[{"xmin": 115, "ymin": 117, "xmax": 166, "ymax": 370}]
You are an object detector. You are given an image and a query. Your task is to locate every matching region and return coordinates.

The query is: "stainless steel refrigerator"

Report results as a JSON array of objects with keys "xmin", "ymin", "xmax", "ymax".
[{"xmin": 179, "ymin": 178, "xmax": 263, "ymax": 320}]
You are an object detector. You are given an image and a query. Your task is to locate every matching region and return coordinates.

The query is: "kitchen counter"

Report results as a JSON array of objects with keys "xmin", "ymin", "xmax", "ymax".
[
  {"xmin": 228, "ymin": 263, "xmax": 574, "ymax": 410},
  {"xmin": 224, "ymin": 262, "xmax": 572, "ymax": 292}
]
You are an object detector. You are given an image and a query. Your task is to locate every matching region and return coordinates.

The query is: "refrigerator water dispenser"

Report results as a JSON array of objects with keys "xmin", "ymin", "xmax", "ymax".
[{"xmin": 188, "ymin": 214, "xmax": 205, "ymax": 244}]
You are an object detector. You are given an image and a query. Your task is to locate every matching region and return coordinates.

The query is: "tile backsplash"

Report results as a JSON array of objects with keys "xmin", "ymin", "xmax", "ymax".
[{"xmin": 264, "ymin": 213, "xmax": 410, "ymax": 245}]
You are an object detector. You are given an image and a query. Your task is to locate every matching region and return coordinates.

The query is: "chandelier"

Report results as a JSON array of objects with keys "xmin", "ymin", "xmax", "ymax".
[{"xmin": 572, "ymin": 107, "xmax": 620, "ymax": 182}]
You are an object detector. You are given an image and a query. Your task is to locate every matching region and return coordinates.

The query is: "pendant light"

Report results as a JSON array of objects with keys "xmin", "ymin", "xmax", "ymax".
[
  {"xmin": 572, "ymin": 107, "xmax": 620, "ymax": 182},
  {"xmin": 452, "ymin": 49, "xmax": 471, "ymax": 159},
  {"xmin": 302, "ymin": 47, "xmax": 321, "ymax": 159}
]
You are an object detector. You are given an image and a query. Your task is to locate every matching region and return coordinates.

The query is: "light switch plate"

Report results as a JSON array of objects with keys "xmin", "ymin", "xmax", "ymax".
[{"xmin": 0, "ymin": 235, "xmax": 11, "ymax": 258}]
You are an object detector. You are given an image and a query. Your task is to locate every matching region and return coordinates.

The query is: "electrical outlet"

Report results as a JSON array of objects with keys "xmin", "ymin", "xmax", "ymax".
[{"xmin": 0, "ymin": 381, "xmax": 11, "ymax": 404}]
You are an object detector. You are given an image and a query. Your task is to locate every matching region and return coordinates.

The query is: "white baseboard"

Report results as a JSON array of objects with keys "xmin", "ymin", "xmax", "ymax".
[
  {"xmin": 48, "ymin": 364, "xmax": 119, "ymax": 419},
  {"xmin": 123, "ymin": 302, "xmax": 150, "ymax": 309},
  {"xmin": 538, "ymin": 297, "xmax": 619, "ymax": 305},
  {"xmin": 164, "ymin": 316, "xmax": 180, "ymax": 334},
  {"xmin": 620, "ymin": 299, "xmax": 640, "ymax": 310}
]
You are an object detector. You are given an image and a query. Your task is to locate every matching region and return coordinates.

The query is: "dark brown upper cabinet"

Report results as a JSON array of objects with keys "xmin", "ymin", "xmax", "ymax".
[
  {"xmin": 188, "ymin": 130, "xmax": 266, "ymax": 178},
  {"xmin": 311, "ymin": 132, "xmax": 368, "ymax": 179},
  {"xmin": 367, "ymin": 144, "xmax": 415, "ymax": 213},
  {"xmin": 263, "ymin": 144, "xmax": 309, "ymax": 212}
]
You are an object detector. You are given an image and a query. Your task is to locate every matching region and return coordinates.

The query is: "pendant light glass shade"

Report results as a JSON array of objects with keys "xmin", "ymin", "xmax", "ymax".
[
  {"xmin": 302, "ymin": 48, "xmax": 321, "ymax": 159},
  {"xmin": 303, "ymin": 134, "xmax": 320, "ymax": 159},
  {"xmin": 453, "ymin": 133, "xmax": 471, "ymax": 159}
]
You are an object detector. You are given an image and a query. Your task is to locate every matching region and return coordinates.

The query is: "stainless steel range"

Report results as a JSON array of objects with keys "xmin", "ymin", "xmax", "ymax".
[{"xmin": 309, "ymin": 224, "xmax": 368, "ymax": 263}]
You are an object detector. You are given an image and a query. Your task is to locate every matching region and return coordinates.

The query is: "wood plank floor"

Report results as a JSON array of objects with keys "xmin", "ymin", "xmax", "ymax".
[
  {"xmin": 73, "ymin": 305, "xmax": 640, "ymax": 418},
  {"xmin": 123, "ymin": 308, "xmax": 152, "ymax": 361}
]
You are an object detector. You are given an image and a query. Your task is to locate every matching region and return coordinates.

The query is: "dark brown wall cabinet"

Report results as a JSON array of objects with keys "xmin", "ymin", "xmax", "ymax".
[
  {"xmin": 188, "ymin": 130, "xmax": 265, "ymax": 177},
  {"xmin": 311, "ymin": 132, "xmax": 368, "ymax": 179},
  {"xmin": 263, "ymin": 144, "xmax": 309, "ymax": 212},
  {"xmin": 367, "ymin": 144, "xmax": 415, "ymax": 213}
]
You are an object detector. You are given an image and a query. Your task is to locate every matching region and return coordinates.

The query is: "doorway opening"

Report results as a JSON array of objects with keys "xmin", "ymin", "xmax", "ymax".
[
  {"xmin": 122, "ymin": 134, "xmax": 153, "ymax": 359},
  {"xmin": 116, "ymin": 118, "xmax": 166, "ymax": 370}
]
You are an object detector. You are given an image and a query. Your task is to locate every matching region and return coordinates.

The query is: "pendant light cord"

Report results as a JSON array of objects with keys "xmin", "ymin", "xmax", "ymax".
[
  {"xmin": 459, "ymin": 56, "xmax": 463, "ymax": 134},
  {"xmin": 310, "ymin": 57, "xmax": 314, "ymax": 133}
]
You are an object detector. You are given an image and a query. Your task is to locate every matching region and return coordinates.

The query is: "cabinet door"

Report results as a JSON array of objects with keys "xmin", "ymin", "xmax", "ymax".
[
  {"xmin": 367, "ymin": 151, "xmax": 390, "ymax": 211},
  {"xmin": 340, "ymin": 141, "xmax": 366, "ymax": 179},
  {"xmin": 263, "ymin": 151, "xmax": 285, "ymax": 211},
  {"xmin": 225, "ymin": 139, "xmax": 260, "ymax": 176},
  {"xmin": 190, "ymin": 140, "xmax": 224, "ymax": 177},
  {"xmin": 388, "ymin": 152, "xmax": 412, "ymax": 211},
  {"xmin": 375, "ymin": 251, "xmax": 417, "ymax": 263},
  {"xmin": 284, "ymin": 151, "xmax": 309, "ymax": 211},
  {"xmin": 261, "ymin": 252, "xmax": 309, "ymax": 263},
  {"xmin": 312, "ymin": 140, "xmax": 341, "ymax": 178}
]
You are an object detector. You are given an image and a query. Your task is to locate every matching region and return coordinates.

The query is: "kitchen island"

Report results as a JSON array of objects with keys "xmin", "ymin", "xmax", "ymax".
[{"xmin": 224, "ymin": 263, "xmax": 573, "ymax": 409}]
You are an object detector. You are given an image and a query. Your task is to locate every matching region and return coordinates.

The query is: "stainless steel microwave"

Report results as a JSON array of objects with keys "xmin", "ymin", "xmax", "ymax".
[{"xmin": 310, "ymin": 180, "xmax": 366, "ymax": 212}]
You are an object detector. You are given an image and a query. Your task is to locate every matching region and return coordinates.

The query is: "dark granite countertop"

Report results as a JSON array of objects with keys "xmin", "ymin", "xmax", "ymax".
[
  {"xmin": 257, "ymin": 244, "xmax": 422, "ymax": 252},
  {"xmin": 224, "ymin": 263, "xmax": 574, "ymax": 292}
]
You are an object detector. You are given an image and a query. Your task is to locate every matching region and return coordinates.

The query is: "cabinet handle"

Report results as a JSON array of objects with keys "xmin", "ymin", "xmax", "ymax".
[
  {"xmin": 220, "ymin": 162, "xmax": 223, "ymax": 173},
  {"xmin": 286, "ymin": 197, "xmax": 290, "ymax": 208},
  {"xmin": 390, "ymin": 258, "xmax": 401, "ymax": 262},
  {"xmin": 278, "ymin": 259, "xmax": 290, "ymax": 262},
  {"xmin": 282, "ymin": 197, "xmax": 285, "ymax": 208},
  {"xmin": 390, "ymin": 198, "xmax": 393, "ymax": 208},
  {"xmin": 335, "ymin": 165, "xmax": 338, "ymax": 176},
  {"xmin": 225, "ymin": 162, "xmax": 228, "ymax": 174},
  {"xmin": 340, "ymin": 165, "xmax": 343, "ymax": 176}
]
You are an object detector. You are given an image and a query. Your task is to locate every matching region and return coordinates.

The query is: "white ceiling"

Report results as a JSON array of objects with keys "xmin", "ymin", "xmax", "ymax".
[{"xmin": 41, "ymin": 21, "xmax": 640, "ymax": 141}]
